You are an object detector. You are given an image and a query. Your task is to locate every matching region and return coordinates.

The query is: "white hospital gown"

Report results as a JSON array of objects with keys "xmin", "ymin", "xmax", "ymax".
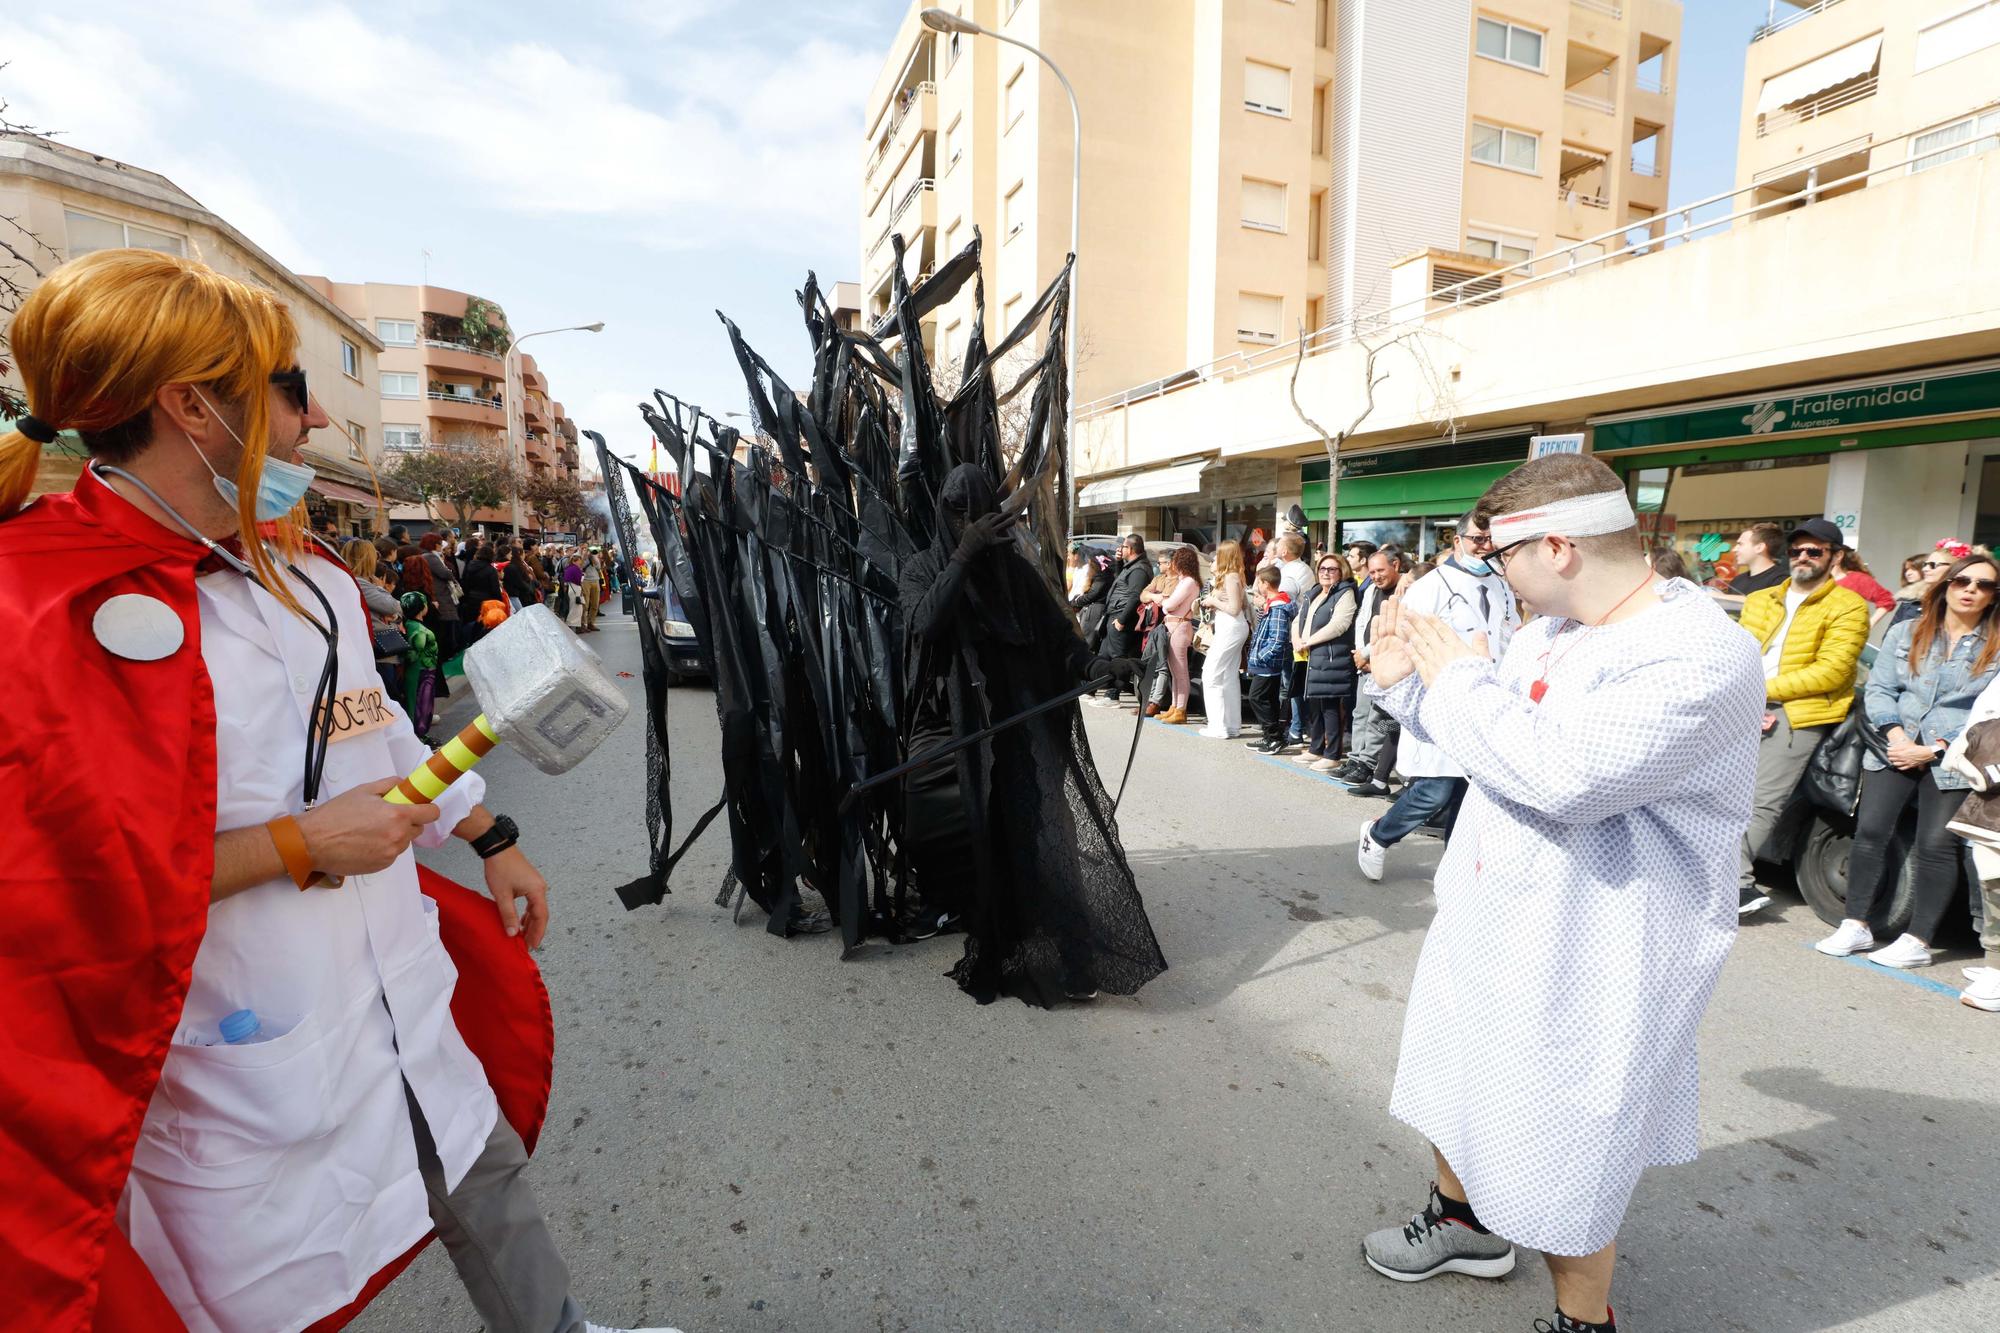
[{"xmin": 1372, "ymin": 578, "xmax": 1764, "ymax": 1255}]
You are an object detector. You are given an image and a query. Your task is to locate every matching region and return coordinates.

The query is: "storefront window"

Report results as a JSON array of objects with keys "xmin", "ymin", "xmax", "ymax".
[
  {"xmin": 1078, "ymin": 509, "xmax": 1122, "ymax": 540},
  {"xmin": 1975, "ymin": 457, "xmax": 2000, "ymax": 552},
  {"xmin": 1622, "ymin": 456, "xmax": 1829, "ymax": 587},
  {"xmin": 1162, "ymin": 504, "xmax": 1218, "ymax": 553},
  {"xmin": 1336, "ymin": 519, "xmax": 1421, "ymax": 557},
  {"xmin": 1220, "ymin": 496, "xmax": 1276, "ymax": 563}
]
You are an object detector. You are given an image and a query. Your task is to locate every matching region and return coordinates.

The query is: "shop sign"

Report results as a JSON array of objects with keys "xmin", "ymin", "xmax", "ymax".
[
  {"xmin": 1594, "ymin": 365, "xmax": 2000, "ymax": 451},
  {"xmin": 1529, "ymin": 433, "xmax": 1584, "ymax": 459}
]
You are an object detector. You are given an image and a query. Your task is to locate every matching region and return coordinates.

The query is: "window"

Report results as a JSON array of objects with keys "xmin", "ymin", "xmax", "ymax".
[
  {"xmin": 1911, "ymin": 105, "xmax": 2000, "ymax": 173},
  {"xmin": 1312, "ymin": 82, "xmax": 1329, "ymax": 156},
  {"xmin": 1470, "ymin": 121, "xmax": 1539, "ymax": 173},
  {"xmin": 945, "ymin": 114, "xmax": 964, "ymax": 172},
  {"xmin": 1004, "ymin": 182, "xmax": 1025, "ymax": 240},
  {"xmin": 1237, "ymin": 292, "xmax": 1283, "ymax": 345},
  {"xmin": 380, "ymin": 372, "xmax": 420, "ymax": 399},
  {"xmin": 347, "ymin": 422, "xmax": 366, "ymax": 461},
  {"xmin": 1005, "ymin": 66, "xmax": 1026, "ymax": 130},
  {"xmin": 1241, "ymin": 177, "xmax": 1287, "ymax": 231},
  {"xmin": 1475, "ymin": 16, "xmax": 1545, "ymax": 71},
  {"xmin": 376, "ymin": 318, "xmax": 417, "ymax": 346},
  {"xmin": 1464, "ymin": 230, "xmax": 1534, "ymax": 264},
  {"xmin": 1244, "ymin": 61, "xmax": 1291, "ymax": 116},
  {"xmin": 64, "ymin": 209, "xmax": 185, "ymax": 258},
  {"xmin": 1305, "ymin": 297, "xmax": 1321, "ymax": 331},
  {"xmin": 944, "ymin": 217, "xmax": 963, "ymax": 257},
  {"xmin": 1002, "ymin": 294, "xmax": 1023, "ymax": 331},
  {"xmin": 383, "ymin": 423, "xmax": 424, "ymax": 449},
  {"xmin": 340, "ymin": 339, "xmax": 360, "ymax": 379},
  {"xmin": 1307, "ymin": 190, "xmax": 1325, "ymax": 261},
  {"xmin": 1316, "ymin": 0, "xmax": 1330, "ymax": 48},
  {"xmin": 1916, "ymin": 0, "xmax": 2000, "ymax": 73}
]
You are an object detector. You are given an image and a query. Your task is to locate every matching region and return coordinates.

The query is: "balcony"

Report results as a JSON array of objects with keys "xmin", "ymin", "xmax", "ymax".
[
  {"xmin": 421, "ymin": 337, "xmax": 503, "ymax": 378},
  {"xmin": 1752, "ymin": 0, "xmax": 1845, "ymax": 43},
  {"xmin": 869, "ymin": 177, "xmax": 935, "ymax": 266},
  {"xmin": 864, "ymin": 80, "xmax": 936, "ymax": 189},
  {"xmin": 426, "ymin": 390, "xmax": 504, "ymax": 426},
  {"xmin": 1757, "ymin": 73, "xmax": 1878, "ymax": 138},
  {"xmin": 1572, "ymin": 0, "xmax": 1622, "ymax": 19}
]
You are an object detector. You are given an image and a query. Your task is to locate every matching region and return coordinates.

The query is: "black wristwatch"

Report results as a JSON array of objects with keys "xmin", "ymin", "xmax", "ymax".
[{"xmin": 470, "ymin": 814, "xmax": 520, "ymax": 859}]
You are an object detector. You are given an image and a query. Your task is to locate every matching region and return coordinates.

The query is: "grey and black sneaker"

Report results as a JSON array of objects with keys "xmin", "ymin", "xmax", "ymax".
[
  {"xmin": 1362, "ymin": 1184, "xmax": 1516, "ymax": 1283},
  {"xmin": 1738, "ymin": 883, "xmax": 1772, "ymax": 916}
]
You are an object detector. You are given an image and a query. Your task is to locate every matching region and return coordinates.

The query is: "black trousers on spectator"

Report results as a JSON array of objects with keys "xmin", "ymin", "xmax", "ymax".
[
  {"xmin": 1282, "ymin": 659, "xmax": 1307, "ymax": 735},
  {"xmin": 1096, "ymin": 625, "xmax": 1138, "ymax": 698},
  {"xmin": 1301, "ymin": 695, "xmax": 1350, "ymax": 758},
  {"xmin": 1846, "ymin": 764, "xmax": 1968, "ymax": 943},
  {"xmin": 1248, "ymin": 672, "xmax": 1285, "ymax": 745}
]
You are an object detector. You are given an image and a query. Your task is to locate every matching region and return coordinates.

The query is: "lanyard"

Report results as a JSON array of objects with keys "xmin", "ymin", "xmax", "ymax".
[
  {"xmin": 1530, "ymin": 570, "xmax": 1657, "ymax": 704},
  {"xmin": 92, "ymin": 464, "xmax": 341, "ymax": 804}
]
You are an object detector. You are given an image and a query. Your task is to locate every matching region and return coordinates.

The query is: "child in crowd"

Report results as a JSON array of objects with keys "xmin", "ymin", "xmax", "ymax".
[
  {"xmin": 399, "ymin": 590, "xmax": 441, "ymax": 743},
  {"xmin": 1244, "ymin": 565, "xmax": 1296, "ymax": 754}
]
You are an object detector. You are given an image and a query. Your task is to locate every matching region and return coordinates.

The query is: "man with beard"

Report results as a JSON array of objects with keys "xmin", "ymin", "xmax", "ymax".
[
  {"xmin": 1091, "ymin": 532, "xmax": 1153, "ymax": 704},
  {"xmin": 895, "ymin": 466, "xmax": 1167, "ymax": 1005}
]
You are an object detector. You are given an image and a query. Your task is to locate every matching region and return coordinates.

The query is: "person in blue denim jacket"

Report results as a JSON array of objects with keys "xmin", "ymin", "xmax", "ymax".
[{"xmin": 1816, "ymin": 552, "xmax": 2000, "ymax": 967}]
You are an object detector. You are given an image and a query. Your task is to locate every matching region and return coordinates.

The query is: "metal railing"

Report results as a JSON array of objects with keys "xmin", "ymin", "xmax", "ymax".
[
  {"xmin": 864, "ymin": 80, "xmax": 936, "ymax": 183},
  {"xmin": 1636, "ymin": 71, "xmax": 1668, "ymax": 95},
  {"xmin": 1573, "ymin": 0, "xmax": 1622, "ymax": 17},
  {"xmin": 427, "ymin": 389, "xmax": 503, "ymax": 409},
  {"xmin": 1564, "ymin": 89, "xmax": 1616, "ymax": 113},
  {"xmin": 421, "ymin": 337, "xmax": 502, "ymax": 360},
  {"xmin": 1752, "ymin": 0, "xmax": 1845, "ymax": 42},
  {"xmin": 1630, "ymin": 155, "xmax": 1660, "ymax": 176},
  {"xmin": 1756, "ymin": 74, "xmax": 1878, "ymax": 137},
  {"xmin": 1075, "ymin": 123, "xmax": 1959, "ymax": 422},
  {"xmin": 1559, "ymin": 187, "xmax": 1612, "ymax": 208}
]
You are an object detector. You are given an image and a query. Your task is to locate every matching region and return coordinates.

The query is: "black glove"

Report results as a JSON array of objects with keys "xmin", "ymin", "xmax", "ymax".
[
  {"xmin": 953, "ymin": 511, "xmax": 1014, "ymax": 563},
  {"xmin": 1086, "ymin": 657, "xmax": 1115, "ymax": 684}
]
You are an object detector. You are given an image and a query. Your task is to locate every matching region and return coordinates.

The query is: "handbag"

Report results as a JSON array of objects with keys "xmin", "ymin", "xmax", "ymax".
[
  {"xmin": 1802, "ymin": 704, "xmax": 1892, "ymax": 818},
  {"xmin": 372, "ymin": 623, "xmax": 412, "ymax": 657}
]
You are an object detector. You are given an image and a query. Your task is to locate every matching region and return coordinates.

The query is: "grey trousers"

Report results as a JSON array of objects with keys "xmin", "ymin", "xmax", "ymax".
[
  {"xmin": 408, "ymin": 1086, "xmax": 587, "ymax": 1333},
  {"xmin": 1739, "ymin": 712, "xmax": 1831, "ymax": 890},
  {"xmin": 1979, "ymin": 874, "xmax": 2000, "ymax": 966},
  {"xmin": 1350, "ymin": 688, "xmax": 1399, "ymax": 771}
]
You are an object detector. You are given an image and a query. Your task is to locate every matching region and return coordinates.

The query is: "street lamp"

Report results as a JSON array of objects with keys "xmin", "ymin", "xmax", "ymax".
[
  {"xmin": 503, "ymin": 322, "xmax": 605, "ymax": 533},
  {"xmin": 918, "ymin": 7, "xmax": 1082, "ymax": 538}
]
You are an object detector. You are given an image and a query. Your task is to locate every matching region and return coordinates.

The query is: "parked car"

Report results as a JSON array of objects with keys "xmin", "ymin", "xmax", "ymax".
[{"xmin": 640, "ymin": 580, "xmax": 709, "ymax": 686}]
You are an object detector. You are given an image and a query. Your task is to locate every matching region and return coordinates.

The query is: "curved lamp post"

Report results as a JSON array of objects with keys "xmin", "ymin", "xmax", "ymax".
[
  {"xmin": 504, "ymin": 321, "xmax": 604, "ymax": 532},
  {"xmin": 918, "ymin": 7, "xmax": 1082, "ymax": 538}
]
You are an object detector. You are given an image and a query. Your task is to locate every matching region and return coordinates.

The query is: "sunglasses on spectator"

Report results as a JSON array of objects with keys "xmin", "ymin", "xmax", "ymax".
[
  {"xmin": 269, "ymin": 367, "xmax": 309, "ymax": 412},
  {"xmin": 1318, "ymin": 563, "xmax": 1340, "ymax": 573},
  {"xmin": 1950, "ymin": 575, "xmax": 1999, "ymax": 593},
  {"xmin": 1922, "ymin": 559, "xmax": 1953, "ymax": 570},
  {"xmin": 1462, "ymin": 533, "xmax": 1496, "ymax": 550},
  {"xmin": 1789, "ymin": 545, "xmax": 1828, "ymax": 559}
]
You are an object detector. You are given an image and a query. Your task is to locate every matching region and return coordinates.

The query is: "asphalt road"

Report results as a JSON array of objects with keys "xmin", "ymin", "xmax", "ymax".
[{"xmin": 363, "ymin": 605, "xmax": 2000, "ymax": 1333}]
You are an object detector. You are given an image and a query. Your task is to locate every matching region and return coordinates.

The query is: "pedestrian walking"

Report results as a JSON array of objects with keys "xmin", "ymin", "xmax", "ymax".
[
  {"xmin": 1358, "ymin": 453, "xmax": 1764, "ymax": 1333},
  {"xmin": 1198, "ymin": 539, "xmax": 1249, "ymax": 738},
  {"xmin": 1815, "ymin": 551, "xmax": 2000, "ymax": 967},
  {"xmin": 1735, "ymin": 518, "xmax": 1871, "ymax": 915},
  {"xmin": 1357, "ymin": 514, "xmax": 1516, "ymax": 881}
]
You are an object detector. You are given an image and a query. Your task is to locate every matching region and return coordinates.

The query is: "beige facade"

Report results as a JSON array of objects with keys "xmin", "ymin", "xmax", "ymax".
[
  {"xmin": 858, "ymin": 0, "xmax": 1679, "ymax": 406},
  {"xmin": 1738, "ymin": 0, "xmax": 2000, "ymax": 212},
  {"xmin": 0, "ymin": 135, "xmax": 390, "ymax": 533}
]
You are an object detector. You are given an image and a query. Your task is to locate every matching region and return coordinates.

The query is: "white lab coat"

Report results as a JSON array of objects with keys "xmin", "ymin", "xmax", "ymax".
[
  {"xmin": 1393, "ymin": 559, "xmax": 1517, "ymax": 778},
  {"xmin": 118, "ymin": 548, "xmax": 496, "ymax": 1333}
]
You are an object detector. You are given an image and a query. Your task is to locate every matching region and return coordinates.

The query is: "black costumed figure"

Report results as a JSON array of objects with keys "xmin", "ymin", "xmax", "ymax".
[{"xmin": 899, "ymin": 465, "xmax": 1166, "ymax": 1005}]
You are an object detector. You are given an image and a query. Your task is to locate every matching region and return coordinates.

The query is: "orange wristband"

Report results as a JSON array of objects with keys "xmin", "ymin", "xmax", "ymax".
[{"xmin": 266, "ymin": 815, "xmax": 323, "ymax": 891}]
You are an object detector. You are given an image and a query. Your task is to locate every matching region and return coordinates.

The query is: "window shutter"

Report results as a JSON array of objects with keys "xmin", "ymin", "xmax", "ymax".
[
  {"xmin": 1237, "ymin": 292, "xmax": 1283, "ymax": 345},
  {"xmin": 1244, "ymin": 61, "xmax": 1291, "ymax": 115},
  {"xmin": 1241, "ymin": 178, "xmax": 1286, "ymax": 231}
]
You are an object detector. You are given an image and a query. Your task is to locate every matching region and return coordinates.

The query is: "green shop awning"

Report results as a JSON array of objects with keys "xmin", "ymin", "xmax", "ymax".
[{"xmin": 1320, "ymin": 461, "xmax": 1521, "ymax": 521}]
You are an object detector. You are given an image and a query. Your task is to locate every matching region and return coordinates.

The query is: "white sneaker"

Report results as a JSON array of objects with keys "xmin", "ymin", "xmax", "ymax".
[
  {"xmin": 1868, "ymin": 933, "xmax": 1934, "ymax": 969},
  {"xmin": 1814, "ymin": 919, "xmax": 1875, "ymax": 957},
  {"xmin": 1357, "ymin": 819, "xmax": 1386, "ymax": 882},
  {"xmin": 1960, "ymin": 967, "xmax": 2000, "ymax": 1012},
  {"xmin": 584, "ymin": 1323, "xmax": 686, "ymax": 1333}
]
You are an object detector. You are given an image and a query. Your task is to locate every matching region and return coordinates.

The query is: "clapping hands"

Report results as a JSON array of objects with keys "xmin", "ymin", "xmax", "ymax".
[{"xmin": 1367, "ymin": 599, "xmax": 1488, "ymax": 688}]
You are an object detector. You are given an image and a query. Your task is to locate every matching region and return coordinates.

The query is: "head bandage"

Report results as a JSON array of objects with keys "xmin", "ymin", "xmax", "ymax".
[{"xmin": 1488, "ymin": 489, "xmax": 1637, "ymax": 544}]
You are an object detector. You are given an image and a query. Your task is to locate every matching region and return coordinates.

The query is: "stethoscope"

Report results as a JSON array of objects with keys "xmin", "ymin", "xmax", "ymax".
[{"xmin": 93, "ymin": 463, "xmax": 343, "ymax": 807}]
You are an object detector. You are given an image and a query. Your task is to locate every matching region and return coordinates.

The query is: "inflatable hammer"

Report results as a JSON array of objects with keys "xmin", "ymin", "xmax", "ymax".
[{"xmin": 385, "ymin": 603, "xmax": 630, "ymax": 805}]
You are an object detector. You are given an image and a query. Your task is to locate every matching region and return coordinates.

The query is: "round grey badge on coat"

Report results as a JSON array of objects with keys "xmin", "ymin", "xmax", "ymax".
[{"xmin": 92, "ymin": 593, "xmax": 185, "ymax": 661}]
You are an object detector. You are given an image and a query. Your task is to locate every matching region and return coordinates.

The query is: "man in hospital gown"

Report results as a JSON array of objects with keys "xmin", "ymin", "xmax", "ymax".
[{"xmin": 1355, "ymin": 454, "xmax": 1763, "ymax": 1333}]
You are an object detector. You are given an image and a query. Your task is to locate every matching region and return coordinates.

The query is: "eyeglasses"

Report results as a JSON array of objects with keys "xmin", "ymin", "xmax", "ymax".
[
  {"xmin": 1318, "ymin": 564, "xmax": 1340, "ymax": 574},
  {"xmin": 1462, "ymin": 532, "xmax": 1496, "ymax": 551},
  {"xmin": 269, "ymin": 368, "xmax": 309, "ymax": 412},
  {"xmin": 1789, "ymin": 545, "xmax": 1828, "ymax": 560},
  {"xmin": 1950, "ymin": 575, "xmax": 1999, "ymax": 593},
  {"xmin": 1922, "ymin": 559, "xmax": 1953, "ymax": 570},
  {"xmin": 1489, "ymin": 535, "xmax": 1538, "ymax": 573}
]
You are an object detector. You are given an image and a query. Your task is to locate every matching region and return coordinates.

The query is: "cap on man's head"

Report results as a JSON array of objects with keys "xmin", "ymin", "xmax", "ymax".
[{"xmin": 1788, "ymin": 518, "xmax": 1845, "ymax": 549}]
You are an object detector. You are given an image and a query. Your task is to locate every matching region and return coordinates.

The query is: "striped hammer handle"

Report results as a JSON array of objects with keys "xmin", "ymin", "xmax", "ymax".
[{"xmin": 384, "ymin": 715, "xmax": 501, "ymax": 805}]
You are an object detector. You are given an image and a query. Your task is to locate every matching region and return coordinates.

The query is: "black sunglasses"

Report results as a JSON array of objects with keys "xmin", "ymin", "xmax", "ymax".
[
  {"xmin": 1789, "ymin": 545, "xmax": 1828, "ymax": 559},
  {"xmin": 269, "ymin": 367, "xmax": 309, "ymax": 412},
  {"xmin": 1950, "ymin": 575, "xmax": 1999, "ymax": 593}
]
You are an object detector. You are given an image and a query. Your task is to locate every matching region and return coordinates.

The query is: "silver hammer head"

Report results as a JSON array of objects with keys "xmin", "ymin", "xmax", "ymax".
[{"xmin": 461, "ymin": 603, "xmax": 631, "ymax": 774}]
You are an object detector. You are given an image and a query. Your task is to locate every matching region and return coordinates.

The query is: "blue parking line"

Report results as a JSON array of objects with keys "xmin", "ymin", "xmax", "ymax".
[
  {"xmin": 1123, "ymin": 714, "xmax": 1364, "ymax": 789},
  {"xmin": 1806, "ymin": 944, "xmax": 1963, "ymax": 1000}
]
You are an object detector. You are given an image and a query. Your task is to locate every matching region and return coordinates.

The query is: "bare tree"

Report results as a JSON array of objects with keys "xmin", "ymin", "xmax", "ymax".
[{"xmin": 1288, "ymin": 317, "xmax": 1464, "ymax": 532}]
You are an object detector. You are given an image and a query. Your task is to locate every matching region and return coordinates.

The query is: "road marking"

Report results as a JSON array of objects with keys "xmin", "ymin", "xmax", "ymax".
[{"xmin": 1804, "ymin": 944, "xmax": 1964, "ymax": 1001}]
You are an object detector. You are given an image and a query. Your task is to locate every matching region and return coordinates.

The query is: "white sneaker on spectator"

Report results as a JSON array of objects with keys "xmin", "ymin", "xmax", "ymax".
[
  {"xmin": 585, "ymin": 1323, "xmax": 685, "ymax": 1333},
  {"xmin": 1868, "ymin": 933, "xmax": 1933, "ymax": 969},
  {"xmin": 1311, "ymin": 756, "xmax": 1341, "ymax": 774},
  {"xmin": 1960, "ymin": 967, "xmax": 2000, "ymax": 1011},
  {"xmin": 1814, "ymin": 920, "xmax": 1875, "ymax": 956},
  {"xmin": 1357, "ymin": 819, "xmax": 1386, "ymax": 882}
]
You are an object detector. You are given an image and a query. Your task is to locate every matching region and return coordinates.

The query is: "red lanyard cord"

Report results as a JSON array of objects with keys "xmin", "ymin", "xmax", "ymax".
[{"xmin": 1530, "ymin": 569, "xmax": 1657, "ymax": 704}]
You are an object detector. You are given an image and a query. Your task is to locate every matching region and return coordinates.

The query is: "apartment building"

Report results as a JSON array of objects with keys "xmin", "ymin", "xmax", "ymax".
[
  {"xmin": 859, "ymin": 0, "xmax": 1679, "ymax": 502},
  {"xmin": 1738, "ymin": 0, "xmax": 2000, "ymax": 211},
  {"xmin": 0, "ymin": 134, "xmax": 391, "ymax": 534}
]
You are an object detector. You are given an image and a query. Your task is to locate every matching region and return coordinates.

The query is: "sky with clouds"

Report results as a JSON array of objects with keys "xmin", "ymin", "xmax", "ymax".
[{"xmin": 6, "ymin": 0, "xmax": 1772, "ymax": 470}]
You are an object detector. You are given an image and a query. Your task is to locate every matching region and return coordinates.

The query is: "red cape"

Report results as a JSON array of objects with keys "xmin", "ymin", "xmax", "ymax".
[{"xmin": 0, "ymin": 472, "xmax": 553, "ymax": 1333}]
